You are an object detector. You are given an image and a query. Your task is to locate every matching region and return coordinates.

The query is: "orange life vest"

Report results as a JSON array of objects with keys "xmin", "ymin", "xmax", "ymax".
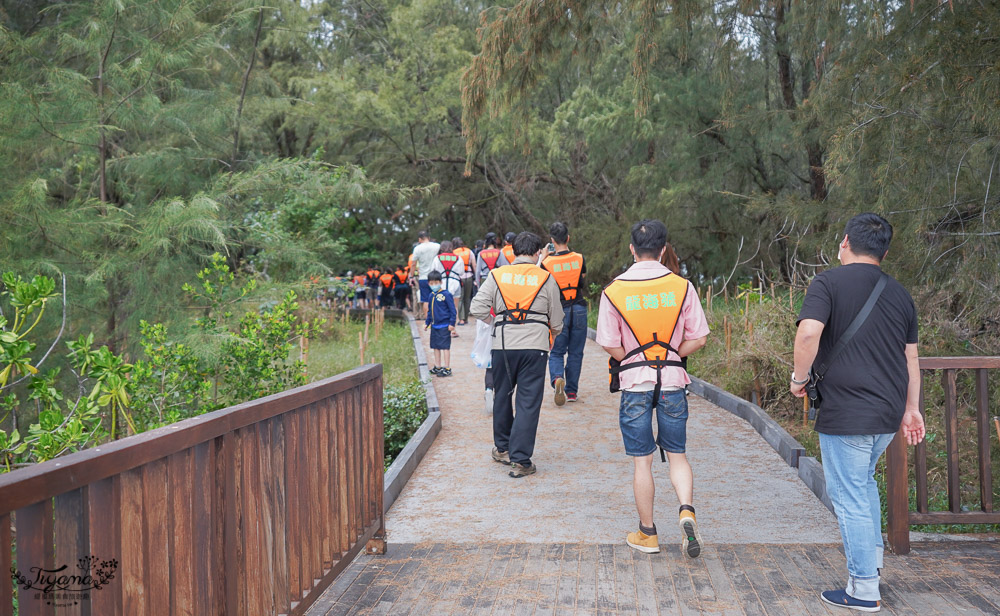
[
  {"xmin": 480, "ymin": 248, "xmax": 502, "ymax": 270},
  {"xmin": 438, "ymin": 253, "xmax": 462, "ymax": 281},
  {"xmin": 491, "ymin": 263, "xmax": 551, "ymax": 334},
  {"xmin": 366, "ymin": 268, "xmax": 380, "ymax": 285},
  {"xmin": 394, "ymin": 269, "xmax": 408, "ymax": 284},
  {"xmin": 353, "ymin": 274, "xmax": 366, "ymax": 286},
  {"xmin": 453, "ymin": 246, "xmax": 472, "ymax": 273},
  {"xmin": 379, "ymin": 273, "xmax": 394, "ymax": 289},
  {"xmin": 604, "ymin": 272, "xmax": 690, "ymax": 459},
  {"xmin": 604, "ymin": 273, "xmax": 689, "ymax": 376},
  {"xmin": 502, "ymin": 244, "xmax": 515, "ymax": 264},
  {"xmin": 542, "ymin": 252, "xmax": 584, "ymax": 301}
]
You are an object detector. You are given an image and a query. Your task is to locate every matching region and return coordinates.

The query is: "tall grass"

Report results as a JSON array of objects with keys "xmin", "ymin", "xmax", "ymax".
[{"xmin": 305, "ymin": 311, "xmax": 427, "ymax": 467}]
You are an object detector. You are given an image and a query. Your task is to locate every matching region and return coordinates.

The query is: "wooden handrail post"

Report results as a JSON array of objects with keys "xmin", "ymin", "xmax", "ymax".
[{"xmin": 885, "ymin": 429, "xmax": 910, "ymax": 555}]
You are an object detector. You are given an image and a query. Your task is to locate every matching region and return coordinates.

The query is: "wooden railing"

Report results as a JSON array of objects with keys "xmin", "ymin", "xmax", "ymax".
[
  {"xmin": 886, "ymin": 357, "xmax": 1000, "ymax": 555},
  {"xmin": 0, "ymin": 364, "xmax": 385, "ymax": 616}
]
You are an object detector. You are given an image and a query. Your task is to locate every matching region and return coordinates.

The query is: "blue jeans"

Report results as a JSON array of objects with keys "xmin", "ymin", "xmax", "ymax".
[
  {"xmin": 549, "ymin": 304, "xmax": 587, "ymax": 394},
  {"xmin": 619, "ymin": 389, "xmax": 688, "ymax": 456},
  {"xmin": 819, "ymin": 432, "xmax": 895, "ymax": 602}
]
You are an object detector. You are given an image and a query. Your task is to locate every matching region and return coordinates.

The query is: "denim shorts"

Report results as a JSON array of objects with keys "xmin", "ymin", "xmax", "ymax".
[{"xmin": 619, "ymin": 388, "xmax": 688, "ymax": 456}]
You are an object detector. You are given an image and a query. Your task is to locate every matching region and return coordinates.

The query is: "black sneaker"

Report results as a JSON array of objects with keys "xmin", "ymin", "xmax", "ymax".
[
  {"xmin": 438, "ymin": 368, "xmax": 452, "ymax": 377},
  {"xmin": 429, "ymin": 366, "xmax": 442, "ymax": 375}
]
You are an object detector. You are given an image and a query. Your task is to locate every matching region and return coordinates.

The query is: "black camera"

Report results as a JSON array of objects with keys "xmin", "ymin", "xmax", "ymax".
[{"xmin": 805, "ymin": 369, "xmax": 822, "ymax": 420}]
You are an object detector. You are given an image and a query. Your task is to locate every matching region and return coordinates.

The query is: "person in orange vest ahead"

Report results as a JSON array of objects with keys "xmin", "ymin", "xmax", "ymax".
[
  {"xmin": 378, "ymin": 269, "xmax": 395, "ymax": 309},
  {"xmin": 501, "ymin": 231, "xmax": 516, "ymax": 265},
  {"xmin": 595, "ymin": 219, "xmax": 709, "ymax": 559},
  {"xmin": 541, "ymin": 221, "xmax": 588, "ymax": 406},
  {"xmin": 351, "ymin": 271, "xmax": 368, "ymax": 309},
  {"xmin": 452, "ymin": 237, "xmax": 475, "ymax": 326},
  {"xmin": 393, "ymin": 264, "xmax": 411, "ymax": 310},
  {"xmin": 470, "ymin": 232, "xmax": 564, "ymax": 479},
  {"xmin": 365, "ymin": 266, "xmax": 381, "ymax": 310}
]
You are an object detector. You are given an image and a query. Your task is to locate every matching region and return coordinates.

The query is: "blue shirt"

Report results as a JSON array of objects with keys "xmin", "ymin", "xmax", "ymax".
[{"xmin": 425, "ymin": 290, "xmax": 456, "ymax": 329}]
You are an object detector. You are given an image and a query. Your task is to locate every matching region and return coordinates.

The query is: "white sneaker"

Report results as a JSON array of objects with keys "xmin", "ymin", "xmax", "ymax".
[{"xmin": 484, "ymin": 388, "xmax": 494, "ymax": 414}]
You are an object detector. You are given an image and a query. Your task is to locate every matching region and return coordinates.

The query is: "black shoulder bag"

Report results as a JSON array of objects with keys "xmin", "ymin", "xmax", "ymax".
[{"xmin": 806, "ymin": 273, "xmax": 888, "ymax": 419}]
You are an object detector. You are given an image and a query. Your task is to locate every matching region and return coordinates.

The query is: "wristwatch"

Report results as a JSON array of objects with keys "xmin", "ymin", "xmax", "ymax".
[{"xmin": 790, "ymin": 372, "xmax": 809, "ymax": 385}]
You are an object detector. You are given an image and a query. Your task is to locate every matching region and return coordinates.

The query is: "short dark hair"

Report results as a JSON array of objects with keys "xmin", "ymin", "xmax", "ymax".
[
  {"xmin": 504, "ymin": 231, "xmax": 517, "ymax": 244},
  {"xmin": 438, "ymin": 240, "xmax": 453, "ymax": 253},
  {"xmin": 630, "ymin": 219, "xmax": 668, "ymax": 259},
  {"xmin": 845, "ymin": 213, "xmax": 892, "ymax": 261},
  {"xmin": 451, "ymin": 236, "xmax": 464, "ymax": 248},
  {"xmin": 484, "ymin": 232, "xmax": 498, "ymax": 248},
  {"xmin": 513, "ymin": 231, "xmax": 544, "ymax": 257},
  {"xmin": 418, "ymin": 230, "xmax": 429, "ymax": 240},
  {"xmin": 549, "ymin": 221, "xmax": 568, "ymax": 244},
  {"xmin": 427, "ymin": 271, "xmax": 442, "ymax": 282},
  {"xmin": 474, "ymin": 239, "xmax": 485, "ymax": 251}
]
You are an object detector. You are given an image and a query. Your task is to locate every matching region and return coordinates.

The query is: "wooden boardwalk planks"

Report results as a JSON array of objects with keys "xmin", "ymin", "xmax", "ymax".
[{"xmin": 308, "ymin": 541, "xmax": 1000, "ymax": 616}]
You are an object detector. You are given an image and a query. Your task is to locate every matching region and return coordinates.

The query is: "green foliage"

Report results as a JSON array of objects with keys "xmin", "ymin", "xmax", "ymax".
[
  {"xmin": 0, "ymin": 261, "xmax": 324, "ymax": 471},
  {"xmin": 382, "ymin": 380, "xmax": 429, "ymax": 468}
]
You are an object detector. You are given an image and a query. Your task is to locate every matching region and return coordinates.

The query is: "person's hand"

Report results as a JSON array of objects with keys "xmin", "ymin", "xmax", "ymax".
[
  {"xmin": 448, "ymin": 325, "xmax": 455, "ymax": 332},
  {"xmin": 538, "ymin": 244, "xmax": 551, "ymax": 263},
  {"xmin": 900, "ymin": 409, "xmax": 925, "ymax": 445},
  {"xmin": 790, "ymin": 380, "xmax": 807, "ymax": 398}
]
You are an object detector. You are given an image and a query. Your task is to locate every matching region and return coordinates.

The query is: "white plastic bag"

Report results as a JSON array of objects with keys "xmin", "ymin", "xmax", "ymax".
[{"xmin": 471, "ymin": 319, "xmax": 493, "ymax": 368}]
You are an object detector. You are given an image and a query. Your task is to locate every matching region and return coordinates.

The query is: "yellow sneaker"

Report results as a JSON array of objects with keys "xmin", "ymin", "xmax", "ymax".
[
  {"xmin": 679, "ymin": 509, "xmax": 702, "ymax": 558},
  {"xmin": 626, "ymin": 530, "xmax": 660, "ymax": 554}
]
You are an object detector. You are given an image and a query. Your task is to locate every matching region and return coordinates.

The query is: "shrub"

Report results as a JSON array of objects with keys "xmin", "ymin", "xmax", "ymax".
[{"xmin": 382, "ymin": 380, "xmax": 428, "ymax": 467}]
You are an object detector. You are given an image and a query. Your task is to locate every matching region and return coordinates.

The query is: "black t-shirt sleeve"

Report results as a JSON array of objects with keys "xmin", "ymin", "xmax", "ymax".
[
  {"xmin": 906, "ymin": 299, "xmax": 919, "ymax": 344},
  {"xmin": 797, "ymin": 275, "xmax": 832, "ymax": 325}
]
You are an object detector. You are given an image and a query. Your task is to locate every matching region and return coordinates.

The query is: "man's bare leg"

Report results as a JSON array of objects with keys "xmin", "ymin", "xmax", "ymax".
[
  {"xmin": 633, "ymin": 453, "xmax": 655, "ymax": 527},
  {"xmin": 666, "ymin": 452, "xmax": 693, "ymax": 505}
]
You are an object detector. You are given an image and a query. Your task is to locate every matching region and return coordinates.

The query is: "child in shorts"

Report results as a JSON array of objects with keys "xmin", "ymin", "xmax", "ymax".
[{"xmin": 424, "ymin": 271, "xmax": 456, "ymax": 377}]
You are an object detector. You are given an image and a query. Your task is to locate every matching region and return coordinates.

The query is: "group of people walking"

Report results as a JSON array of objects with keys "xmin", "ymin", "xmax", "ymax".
[{"xmin": 351, "ymin": 212, "xmax": 925, "ymax": 613}]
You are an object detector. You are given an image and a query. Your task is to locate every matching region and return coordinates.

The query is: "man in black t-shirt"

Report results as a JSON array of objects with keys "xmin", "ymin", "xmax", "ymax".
[{"xmin": 791, "ymin": 213, "xmax": 925, "ymax": 612}]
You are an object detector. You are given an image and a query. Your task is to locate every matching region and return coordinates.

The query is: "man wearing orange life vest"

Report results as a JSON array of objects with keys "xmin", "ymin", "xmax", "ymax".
[
  {"xmin": 378, "ymin": 269, "xmax": 395, "ymax": 308},
  {"xmin": 596, "ymin": 219, "xmax": 709, "ymax": 559},
  {"xmin": 474, "ymin": 232, "xmax": 510, "ymax": 286},
  {"xmin": 470, "ymin": 232, "xmax": 564, "ymax": 479},
  {"xmin": 365, "ymin": 266, "xmax": 381, "ymax": 310},
  {"xmin": 351, "ymin": 272, "xmax": 367, "ymax": 309},
  {"xmin": 451, "ymin": 237, "xmax": 475, "ymax": 326},
  {"xmin": 541, "ymin": 221, "xmax": 588, "ymax": 405},
  {"xmin": 393, "ymin": 264, "xmax": 411, "ymax": 310}
]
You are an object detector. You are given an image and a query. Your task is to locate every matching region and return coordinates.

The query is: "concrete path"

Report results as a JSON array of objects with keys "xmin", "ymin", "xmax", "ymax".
[{"xmin": 386, "ymin": 324, "xmax": 839, "ymax": 544}]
